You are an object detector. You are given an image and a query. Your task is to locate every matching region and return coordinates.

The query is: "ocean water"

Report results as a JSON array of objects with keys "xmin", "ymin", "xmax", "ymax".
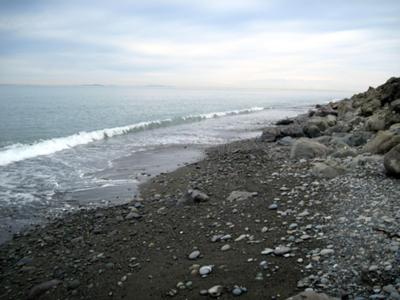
[{"xmin": 0, "ymin": 85, "xmax": 351, "ymax": 242}]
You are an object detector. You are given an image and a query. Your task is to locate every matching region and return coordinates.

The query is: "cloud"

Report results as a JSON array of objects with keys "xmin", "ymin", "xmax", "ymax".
[{"xmin": 0, "ymin": 0, "xmax": 399, "ymax": 89}]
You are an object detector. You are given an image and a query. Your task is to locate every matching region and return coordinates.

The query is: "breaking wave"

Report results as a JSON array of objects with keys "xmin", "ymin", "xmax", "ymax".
[{"xmin": 0, "ymin": 106, "xmax": 265, "ymax": 166}]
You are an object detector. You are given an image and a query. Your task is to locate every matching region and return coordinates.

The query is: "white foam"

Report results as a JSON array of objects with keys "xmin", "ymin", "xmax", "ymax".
[{"xmin": 0, "ymin": 106, "xmax": 265, "ymax": 166}]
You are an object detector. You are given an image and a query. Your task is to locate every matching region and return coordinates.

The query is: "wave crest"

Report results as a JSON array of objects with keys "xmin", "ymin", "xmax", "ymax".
[{"xmin": 0, "ymin": 107, "xmax": 265, "ymax": 166}]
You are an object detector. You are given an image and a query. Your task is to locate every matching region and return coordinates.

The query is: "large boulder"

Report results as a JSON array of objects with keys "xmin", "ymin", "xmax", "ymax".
[
  {"xmin": 335, "ymin": 99, "xmax": 355, "ymax": 119},
  {"xmin": 260, "ymin": 127, "xmax": 281, "ymax": 142},
  {"xmin": 303, "ymin": 124, "xmax": 321, "ymax": 138},
  {"xmin": 303, "ymin": 116, "xmax": 337, "ymax": 138},
  {"xmin": 391, "ymin": 99, "xmax": 400, "ymax": 113},
  {"xmin": 365, "ymin": 111, "xmax": 387, "ymax": 131},
  {"xmin": 363, "ymin": 130, "xmax": 400, "ymax": 154},
  {"xmin": 360, "ymin": 98, "xmax": 381, "ymax": 116},
  {"xmin": 290, "ymin": 138, "xmax": 329, "ymax": 159},
  {"xmin": 325, "ymin": 121, "xmax": 352, "ymax": 134},
  {"xmin": 330, "ymin": 131, "xmax": 373, "ymax": 148},
  {"xmin": 280, "ymin": 124, "xmax": 305, "ymax": 138},
  {"xmin": 384, "ymin": 144, "xmax": 400, "ymax": 177}
]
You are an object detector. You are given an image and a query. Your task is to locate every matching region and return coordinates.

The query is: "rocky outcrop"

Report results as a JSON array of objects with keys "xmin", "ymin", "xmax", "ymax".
[
  {"xmin": 384, "ymin": 144, "xmax": 400, "ymax": 177},
  {"xmin": 260, "ymin": 77, "xmax": 400, "ymax": 178},
  {"xmin": 290, "ymin": 138, "xmax": 329, "ymax": 159}
]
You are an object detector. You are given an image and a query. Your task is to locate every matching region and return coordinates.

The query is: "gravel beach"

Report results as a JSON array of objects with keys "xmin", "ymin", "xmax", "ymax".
[{"xmin": 1, "ymin": 78, "xmax": 400, "ymax": 300}]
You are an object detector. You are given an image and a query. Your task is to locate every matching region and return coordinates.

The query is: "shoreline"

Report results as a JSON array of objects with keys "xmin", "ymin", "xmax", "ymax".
[{"xmin": 1, "ymin": 78, "xmax": 400, "ymax": 299}]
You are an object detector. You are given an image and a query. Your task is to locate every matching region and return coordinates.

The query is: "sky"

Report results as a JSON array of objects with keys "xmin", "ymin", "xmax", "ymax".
[{"xmin": 0, "ymin": 0, "xmax": 399, "ymax": 90}]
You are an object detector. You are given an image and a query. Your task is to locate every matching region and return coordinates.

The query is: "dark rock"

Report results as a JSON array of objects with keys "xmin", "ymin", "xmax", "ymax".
[
  {"xmin": 384, "ymin": 144, "xmax": 400, "ymax": 177},
  {"xmin": 67, "ymin": 279, "xmax": 80, "ymax": 290},
  {"xmin": 391, "ymin": 99, "xmax": 400, "ymax": 113},
  {"xmin": 260, "ymin": 127, "xmax": 281, "ymax": 142},
  {"xmin": 303, "ymin": 124, "xmax": 321, "ymax": 138},
  {"xmin": 313, "ymin": 106, "xmax": 338, "ymax": 117},
  {"xmin": 280, "ymin": 124, "xmax": 305, "ymax": 138},
  {"xmin": 377, "ymin": 77, "xmax": 400, "ymax": 104},
  {"xmin": 276, "ymin": 118, "xmax": 294, "ymax": 125},
  {"xmin": 28, "ymin": 279, "xmax": 61, "ymax": 299},
  {"xmin": 187, "ymin": 189, "xmax": 209, "ymax": 202}
]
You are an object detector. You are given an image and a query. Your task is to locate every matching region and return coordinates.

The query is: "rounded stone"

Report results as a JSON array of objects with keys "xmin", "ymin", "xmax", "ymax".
[{"xmin": 188, "ymin": 250, "xmax": 200, "ymax": 260}]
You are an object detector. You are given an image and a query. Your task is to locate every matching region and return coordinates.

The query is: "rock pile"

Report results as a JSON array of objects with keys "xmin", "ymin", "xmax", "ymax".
[{"xmin": 261, "ymin": 77, "xmax": 400, "ymax": 177}]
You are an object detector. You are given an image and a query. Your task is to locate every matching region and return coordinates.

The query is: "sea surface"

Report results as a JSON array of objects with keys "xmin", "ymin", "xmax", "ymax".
[{"xmin": 0, "ymin": 85, "xmax": 351, "ymax": 242}]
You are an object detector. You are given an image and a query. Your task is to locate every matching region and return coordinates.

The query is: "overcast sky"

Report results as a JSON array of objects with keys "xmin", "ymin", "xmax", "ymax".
[{"xmin": 0, "ymin": 0, "xmax": 399, "ymax": 90}]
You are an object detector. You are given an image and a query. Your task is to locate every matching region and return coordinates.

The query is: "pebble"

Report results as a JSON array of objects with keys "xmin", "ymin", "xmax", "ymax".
[
  {"xmin": 261, "ymin": 248, "xmax": 274, "ymax": 255},
  {"xmin": 208, "ymin": 285, "xmax": 223, "ymax": 298},
  {"xmin": 235, "ymin": 234, "xmax": 247, "ymax": 242},
  {"xmin": 319, "ymin": 249, "xmax": 334, "ymax": 256},
  {"xmin": 125, "ymin": 212, "xmax": 141, "ymax": 220},
  {"xmin": 274, "ymin": 246, "xmax": 291, "ymax": 256},
  {"xmin": 199, "ymin": 265, "xmax": 213, "ymax": 276},
  {"xmin": 188, "ymin": 250, "xmax": 201, "ymax": 260},
  {"xmin": 221, "ymin": 244, "xmax": 231, "ymax": 251},
  {"xmin": 232, "ymin": 285, "xmax": 247, "ymax": 296},
  {"xmin": 269, "ymin": 203, "xmax": 278, "ymax": 210}
]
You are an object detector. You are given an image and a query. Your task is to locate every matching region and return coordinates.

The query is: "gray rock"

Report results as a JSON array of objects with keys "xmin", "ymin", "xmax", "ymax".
[
  {"xmin": 232, "ymin": 286, "xmax": 247, "ymax": 296},
  {"xmin": 320, "ymin": 249, "xmax": 334, "ymax": 256},
  {"xmin": 361, "ymin": 98, "xmax": 381, "ymax": 116},
  {"xmin": 290, "ymin": 138, "xmax": 329, "ymax": 159},
  {"xmin": 280, "ymin": 124, "xmax": 305, "ymax": 138},
  {"xmin": 188, "ymin": 250, "xmax": 201, "ymax": 260},
  {"xmin": 221, "ymin": 244, "xmax": 231, "ymax": 251},
  {"xmin": 366, "ymin": 111, "xmax": 387, "ymax": 131},
  {"xmin": 187, "ymin": 189, "xmax": 209, "ymax": 202},
  {"xmin": 125, "ymin": 212, "xmax": 141, "ymax": 220},
  {"xmin": 227, "ymin": 191, "xmax": 257, "ymax": 202},
  {"xmin": 311, "ymin": 162, "xmax": 345, "ymax": 179},
  {"xmin": 331, "ymin": 147, "xmax": 357, "ymax": 158},
  {"xmin": 344, "ymin": 131, "xmax": 374, "ymax": 147},
  {"xmin": 277, "ymin": 136, "xmax": 295, "ymax": 146},
  {"xmin": 384, "ymin": 144, "xmax": 400, "ymax": 177},
  {"xmin": 274, "ymin": 246, "xmax": 291, "ymax": 256},
  {"xmin": 208, "ymin": 285, "xmax": 223, "ymax": 298},
  {"xmin": 260, "ymin": 127, "xmax": 281, "ymax": 142},
  {"xmin": 268, "ymin": 203, "xmax": 278, "ymax": 210},
  {"xmin": 199, "ymin": 265, "xmax": 213, "ymax": 276},
  {"xmin": 364, "ymin": 130, "xmax": 400, "ymax": 154},
  {"xmin": 67, "ymin": 279, "xmax": 80, "ymax": 290},
  {"xmin": 28, "ymin": 279, "xmax": 61, "ymax": 299},
  {"xmin": 391, "ymin": 99, "xmax": 400, "ymax": 113}
]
